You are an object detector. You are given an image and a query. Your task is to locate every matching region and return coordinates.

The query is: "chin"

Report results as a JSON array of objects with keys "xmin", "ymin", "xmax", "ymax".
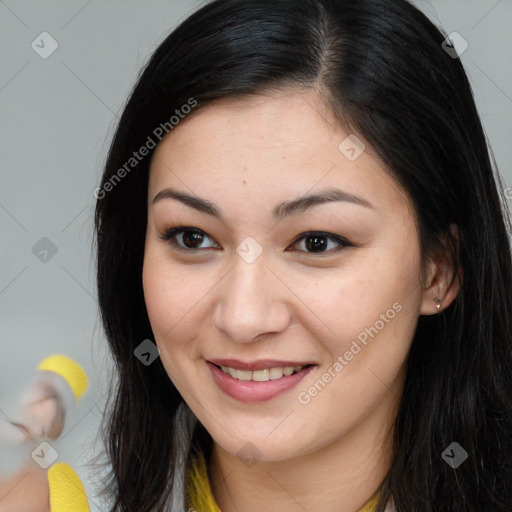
[{"xmin": 206, "ymin": 422, "xmax": 319, "ymax": 464}]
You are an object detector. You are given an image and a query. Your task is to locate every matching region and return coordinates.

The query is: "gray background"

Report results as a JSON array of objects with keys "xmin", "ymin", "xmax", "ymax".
[{"xmin": 1, "ymin": 0, "xmax": 511, "ymax": 509}]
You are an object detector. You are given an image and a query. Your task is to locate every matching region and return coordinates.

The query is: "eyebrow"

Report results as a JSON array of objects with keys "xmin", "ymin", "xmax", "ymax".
[{"xmin": 152, "ymin": 187, "xmax": 374, "ymax": 221}]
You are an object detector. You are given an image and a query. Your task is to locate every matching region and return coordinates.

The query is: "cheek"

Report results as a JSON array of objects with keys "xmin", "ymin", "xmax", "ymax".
[
  {"xmin": 142, "ymin": 230, "xmax": 422, "ymax": 359},
  {"xmin": 302, "ymin": 248, "xmax": 422, "ymax": 370},
  {"xmin": 142, "ymin": 260, "xmax": 168, "ymax": 337},
  {"xmin": 142, "ymin": 249, "xmax": 192, "ymax": 338},
  {"xmin": 142, "ymin": 257, "xmax": 190, "ymax": 386},
  {"xmin": 142, "ymin": 247, "xmax": 213, "ymax": 374}
]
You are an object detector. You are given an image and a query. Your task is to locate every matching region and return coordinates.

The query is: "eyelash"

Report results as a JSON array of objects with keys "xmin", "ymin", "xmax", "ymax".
[{"xmin": 157, "ymin": 226, "xmax": 352, "ymax": 256}]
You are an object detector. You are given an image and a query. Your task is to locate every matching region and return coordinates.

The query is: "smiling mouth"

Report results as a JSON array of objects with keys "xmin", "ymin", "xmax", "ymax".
[
  {"xmin": 210, "ymin": 363, "xmax": 314, "ymax": 382},
  {"xmin": 207, "ymin": 361, "xmax": 317, "ymax": 403}
]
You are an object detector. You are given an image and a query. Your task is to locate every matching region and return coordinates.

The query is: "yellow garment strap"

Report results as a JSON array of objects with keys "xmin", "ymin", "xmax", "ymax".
[
  {"xmin": 186, "ymin": 451, "xmax": 379, "ymax": 512},
  {"xmin": 186, "ymin": 451, "xmax": 222, "ymax": 512}
]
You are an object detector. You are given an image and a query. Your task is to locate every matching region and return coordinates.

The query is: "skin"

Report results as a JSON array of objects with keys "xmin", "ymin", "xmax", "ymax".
[
  {"xmin": 0, "ymin": 466, "xmax": 49, "ymax": 512},
  {"xmin": 21, "ymin": 388, "xmax": 65, "ymax": 440},
  {"xmin": 142, "ymin": 88, "xmax": 459, "ymax": 512},
  {"xmin": 0, "ymin": 382, "xmax": 65, "ymax": 512}
]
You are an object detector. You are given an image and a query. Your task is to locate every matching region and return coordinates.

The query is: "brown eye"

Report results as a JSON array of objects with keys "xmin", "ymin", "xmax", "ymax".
[
  {"xmin": 181, "ymin": 230, "xmax": 205, "ymax": 248},
  {"xmin": 289, "ymin": 232, "xmax": 351, "ymax": 254},
  {"xmin": 158, "ymin": 227, "xmax": 351, "ymax": 255},
  {"xmin": 159, "ymin": 227, "xmax": 220, "ymax": 251}
]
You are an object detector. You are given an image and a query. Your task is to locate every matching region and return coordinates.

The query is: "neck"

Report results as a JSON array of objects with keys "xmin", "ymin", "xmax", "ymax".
[{"xmin": 208, "ymin": 374, "xmax": 402, "ymax": 512}]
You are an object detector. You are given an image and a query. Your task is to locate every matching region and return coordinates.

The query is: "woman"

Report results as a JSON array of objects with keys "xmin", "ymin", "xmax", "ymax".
[{"xmin": 93, "ymin": 0, "xmax": 512, "ymax": 510}]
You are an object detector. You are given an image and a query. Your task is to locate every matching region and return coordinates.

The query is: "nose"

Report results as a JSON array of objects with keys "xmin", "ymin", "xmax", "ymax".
[{"xmin": 213, "ymin": 253, "xmax": 291, "ymax": 344}]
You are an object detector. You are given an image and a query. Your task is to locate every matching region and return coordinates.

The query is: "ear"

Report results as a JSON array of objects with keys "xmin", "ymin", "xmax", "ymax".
[{"xmin": 420, "ymin": 223, "xmax": 462, "ymax": 315}]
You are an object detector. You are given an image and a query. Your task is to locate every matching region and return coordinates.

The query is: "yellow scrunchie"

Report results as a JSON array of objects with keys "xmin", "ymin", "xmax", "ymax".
[
  {"xmin": 186, "ymin": 451, "xmax": 380, "ymax": 512},
  {"xmin": 37, "ymin": 354, "xmax": 89, "ymax": 400}
]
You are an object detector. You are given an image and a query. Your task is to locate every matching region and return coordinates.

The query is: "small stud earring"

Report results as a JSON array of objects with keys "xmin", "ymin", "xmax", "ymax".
[{"xmin": 434, "ymin": 297, "xmax": 441, "ymax": 311}]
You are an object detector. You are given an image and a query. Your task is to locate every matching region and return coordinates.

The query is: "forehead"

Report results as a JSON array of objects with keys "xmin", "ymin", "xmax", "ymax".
[
  {"xmin": 147, "ymin": 89, "xmax": 411, "ymax": 219},
  {"xmin": 154, "ymin": 89, "xmax": 339, "ymax": 156}
]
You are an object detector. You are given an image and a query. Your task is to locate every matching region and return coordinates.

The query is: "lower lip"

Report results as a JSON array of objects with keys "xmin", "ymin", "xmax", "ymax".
[{"xmin": 207, "ymin": 361, "xmax": 315, "ymax": 403}]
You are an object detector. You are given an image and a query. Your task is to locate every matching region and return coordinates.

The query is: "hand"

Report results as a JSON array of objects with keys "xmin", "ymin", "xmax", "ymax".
[
  {"xmin": 0, "ymin": 463, "xmax": 90, "ymax": 512},
  {"xmin": 0, "ymin": 464, "xmax": 49, "ymax": 512}
]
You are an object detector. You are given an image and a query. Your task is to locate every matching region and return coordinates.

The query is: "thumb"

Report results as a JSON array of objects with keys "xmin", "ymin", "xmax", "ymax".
[{"xmin": 47, "ymin": 462, "xmax": 90, "ymax": 511}]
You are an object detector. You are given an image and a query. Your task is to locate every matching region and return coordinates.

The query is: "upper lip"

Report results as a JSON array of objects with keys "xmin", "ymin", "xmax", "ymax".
[{"xmin": 207, "ymin": 358, "xmax": 316, "ymax": 371}]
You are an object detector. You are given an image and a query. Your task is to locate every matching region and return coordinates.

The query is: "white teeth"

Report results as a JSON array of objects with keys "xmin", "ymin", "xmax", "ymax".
[
  {"xmin": 236, "ymin": 370, "xmax": 252, "ymax": 381},
  {"xmin": 269, "ymin": 367, "xmax": 283, "ymax": 380},
  {"xmin": 219, "ymin": 365, "xmax": 304, "ymax": 381},
  {"xmin": 252, "ymin": 369, "xmax": 270, "ymax": 382}
]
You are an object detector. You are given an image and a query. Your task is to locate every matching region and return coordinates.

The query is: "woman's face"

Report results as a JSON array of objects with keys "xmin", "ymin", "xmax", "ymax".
[{"xmin": 143, "ymin": 89, "xmax": 432, "ymax": 461}]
